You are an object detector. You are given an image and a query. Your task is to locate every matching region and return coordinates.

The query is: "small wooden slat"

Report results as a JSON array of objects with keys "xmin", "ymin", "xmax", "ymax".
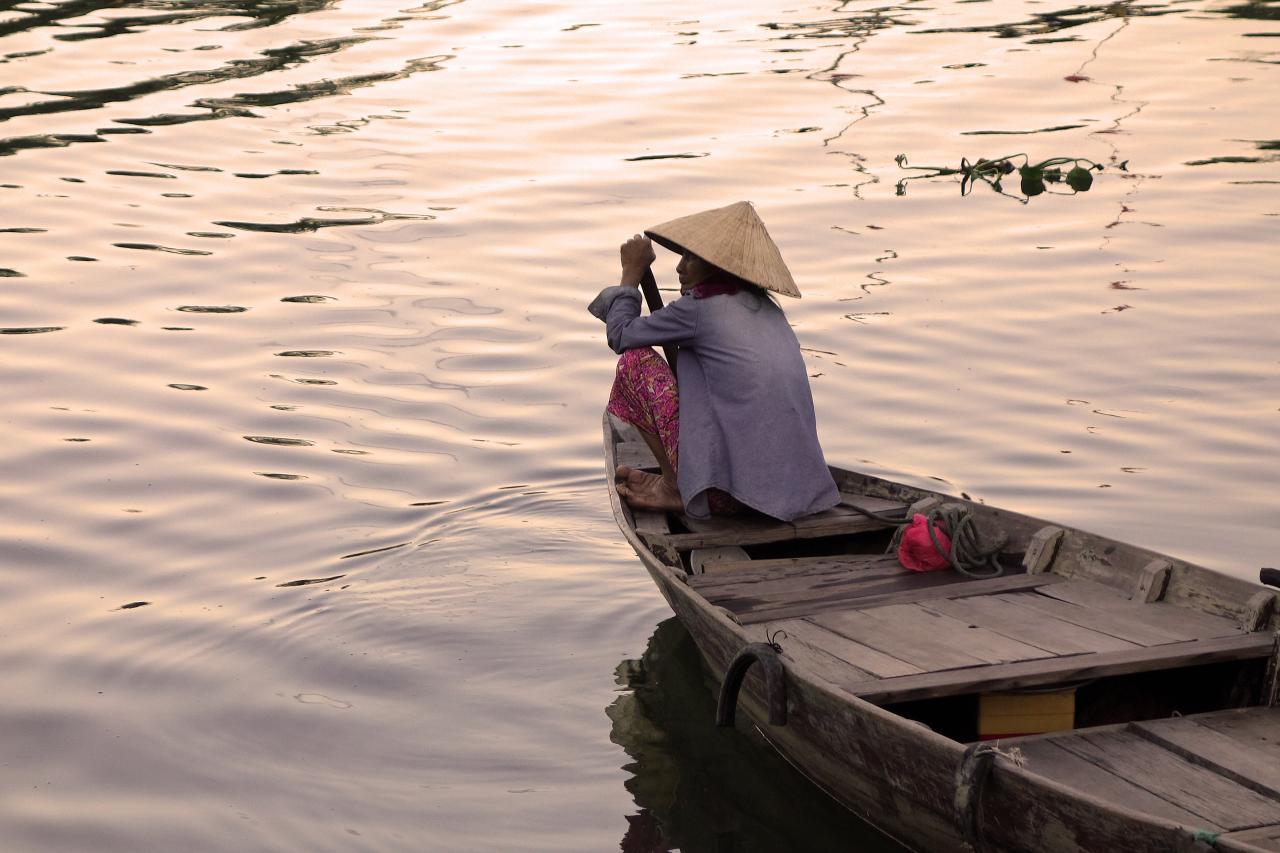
[
  {"xmin": 736, "ymin": 572, "xmax": 1066, "ymax": 625},
  {"xmin": 1017, "ymin": 739, "xmax": 1224, "ymax": 830},
  {"xmin": 693, "ymin": 553, "xmax": 901, "ymax": 591},
  {"xmin": 632, "ymin": 509, "xmax": 670, "ymax": 537},
  {"xmin": 843, "ymin": 633, "xmax": 1276, "ymax": 705},
  {"xmin": 1219, "ymin": 824, "xmax": 1280, "ymax": 852},
  {"xmin": 1035, "ymin": 580, "xmax": 1244, "ymax": 641},
  {"xmin": 1195, "ymin": 707, "xmax": 1280, "ymax": 763},
  {"xmin": 1053, "ymin": 729, "xmax": 1280, "ymax": 831},
  {"xmin": 1023, "ymin": 525, "xmax": 1065, "ymax": 574},
  {"xmin": 814, "ymin": 604, "xmax": 1051, "ymax": 672},
  {"xmin": 921, "ymin": 593, "xmax": 1141, "ymax": 655},
  {"xmin": 1131, "ymin": 716, "xmax": 1280, "ymax": 800},
  {"xmin": 615, "ymin": 440, "xmax": 658, "ymax": 471},
  {"xmin": 689, "ymin": 546, "xmax": 749, "ymax": 575},
  {"xmin": 1134, "ymin": 559, "xmax": 1172, "ymax": 603},
  {"xmin": 770, "ymin": 617, "xmax": 924, "ymax": 678}
]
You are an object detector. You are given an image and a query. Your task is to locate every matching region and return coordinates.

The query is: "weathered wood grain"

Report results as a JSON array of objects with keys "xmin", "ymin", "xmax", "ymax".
[
  {"xmin": 740, "ymin": 622, "xmax": 882, "ymax": 689},
  {"xmin": 1218, "ymin": 823, "xmax": 1280, "ymax": 852},
  {"xmin": 815, "ymin": 604, "xmax": 1053, "ymax": 671},
  {"xmin": 1243, "ymin": 591, "xmax": 1278, "ymax": 632},
  {"xmin": 921, "ymin": 593, "xmax": 1140, "ymax": 655},
  {"xmin": 615, "ymin": 440, "xmax": 658, "ymax": 471},
  {"xmin": 1016, "ymin": 738, "xmax": 1224, "ymax": 830},
  {"xmin": 665, "ymin": 498, "xmax": 903, "ymax": 549},
  {"xmin": 1193, "ymin": 707, "xmax": 1280, "ymax": 763},
  {"xmin": 765, "ymin": 617, "xmax": 924, "ymax": 678},
  {"xmin": 1053, "ymin": 729, "xmax": 1280, "ymax": 830},
  {"xmin": 1023, "ymin": 525, "xmax": 1065, "ymax": 574},
  {"xmin": 1035, "ymin": 579, "xmax": 1244, "ymax": 641},
  {"xmin": 1134, "ymin": 559, "xmax": 1172, "ymax": 603},
  {"xmin": 843, "ymin": 633, "xmax": 1276, "ymax": 705},
  {"xmin": 1166, "ymin": 562, "xmax": 1278, "ymax": 627},
  {"xmin": 718, "ymin": 566, "xmax": 983, "ymax": 622},
  {"xmin": 692, "ymin": 552, "xmax": 899, "ymax": 585},
  {"xmin": 735, "ymin": 571, "xmax": 1066, "ymax": 625},
  {"xmin": 1131, "ymin": 715, "xmax": 1280, "ymax": 800},
  {"xmin": 689, "ymin": 545, "xmax": 749, "ymax": 575}
]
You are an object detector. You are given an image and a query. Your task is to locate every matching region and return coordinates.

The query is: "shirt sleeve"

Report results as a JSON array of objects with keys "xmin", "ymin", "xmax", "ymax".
[{"xmin": 588, "ymin": 286, "xmax": 700, "ymax": 354}]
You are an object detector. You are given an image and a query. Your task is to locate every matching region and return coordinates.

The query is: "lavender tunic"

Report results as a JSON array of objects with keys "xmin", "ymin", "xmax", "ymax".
[{"xmin": 590, "ymin": 284, "xmax": 840, "ymax": 521}]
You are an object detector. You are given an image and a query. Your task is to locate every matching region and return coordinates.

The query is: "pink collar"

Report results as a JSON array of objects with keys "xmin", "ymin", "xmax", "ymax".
[{"xmin": 690, "ymin": 276, "xmax": 741, "ymax": 299}]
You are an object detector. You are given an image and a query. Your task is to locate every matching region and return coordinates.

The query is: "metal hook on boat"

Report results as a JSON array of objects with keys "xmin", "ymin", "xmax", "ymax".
[
  {"xmin": 716, "ymin": 642, "xmax": 787, "ymax": 728},
  {"xmin": 954, "ymin": 743, "xmax": 998, "ymax": 851}
]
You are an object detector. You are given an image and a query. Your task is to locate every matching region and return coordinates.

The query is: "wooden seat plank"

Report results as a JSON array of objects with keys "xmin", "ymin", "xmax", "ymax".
[
  {"xmin": 1014, "ymin": 587, "xmax": 1190, "ymax": 646},
  {"xmin": 724, "ymin": 569, "xmax": 1009, "ymax": 625},
  {"xmin": 701, "ymin": 568, "xmax": 913, "ymax": 611},
  {"xmin": 690, "ymin": 553, "xmax": 899, "ymax": 586},
  {"xmin": 921, "ymin": 593, "xmax": 1142, "ymax": 655},
  {"xmin": 813, "ymin": 604, "xmax": 1049, "ymax": 671},
  {"xmin": 1037, "ymin": 578, "xmax": 1244, "ymax": 640},
  {"xmin": 1017, "ymin": 739, "xmax": 1224, "ymax": 830},
  {"xmin": 735, "ymin": 572, "xmax": 1066, "ymax": 625},
  {"xmin": 1053, "ymin": 729, "xmax": 1280, "ymax": 831},
  {"xmin": 842, "ymin": 633, "xmax": 1276, "ymax": 705},
  {"xmin": 772, "ymin": 617, "xmax": 924, "ymax": 678},
  {"xmin": 1131, "ymin": 716, "xmax": 1280, "ymax": 800},
  {"xmin": 694, "ymin": 554, "xmax": 903, "ymax": 596},
  {"xmin": 665, "ymin": 495, "xmax": 905, "ymax": 550}
]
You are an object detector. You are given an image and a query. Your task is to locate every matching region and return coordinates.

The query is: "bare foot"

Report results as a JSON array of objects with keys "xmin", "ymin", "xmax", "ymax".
[{"xmin": 616, "ymin": 467, "xmax": 683, "ymax": 512}]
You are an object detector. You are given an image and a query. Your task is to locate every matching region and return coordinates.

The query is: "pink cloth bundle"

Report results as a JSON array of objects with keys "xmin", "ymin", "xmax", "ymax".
[{"xmin": 897, "ymin": 513, "xmax": 951, "ymax": 572}]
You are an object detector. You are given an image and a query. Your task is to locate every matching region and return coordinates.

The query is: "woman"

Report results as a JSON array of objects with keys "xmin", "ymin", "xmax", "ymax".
[{"xmin": 589, "ymin": 201, "xmax": 840, "ymax": 522}]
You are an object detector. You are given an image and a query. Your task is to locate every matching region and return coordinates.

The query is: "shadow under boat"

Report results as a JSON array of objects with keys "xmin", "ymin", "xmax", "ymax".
[{"xmin": 607, "ymin": 617, "xmax": 908, "ymax": 853}]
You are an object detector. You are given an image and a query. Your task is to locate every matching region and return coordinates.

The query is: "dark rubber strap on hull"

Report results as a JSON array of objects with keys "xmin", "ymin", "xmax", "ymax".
[{"xmin": 716, "ymin": 642, "xmax": 787, "ymax": 727}]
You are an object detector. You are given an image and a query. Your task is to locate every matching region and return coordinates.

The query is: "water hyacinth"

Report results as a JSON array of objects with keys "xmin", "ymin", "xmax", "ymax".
[{"xmin": 894, "ymin": 153, "xmax": 1114, "ymax": 201}]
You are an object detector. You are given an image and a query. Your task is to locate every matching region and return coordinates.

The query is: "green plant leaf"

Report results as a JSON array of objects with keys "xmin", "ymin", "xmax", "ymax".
[
  {"xmin": 1019, "ymin": 166, "xmax": 1045, "ymax": 197},
  {"xmin": 1066, "ymin": 165, "xmax": 1094, "ymax": 191}
]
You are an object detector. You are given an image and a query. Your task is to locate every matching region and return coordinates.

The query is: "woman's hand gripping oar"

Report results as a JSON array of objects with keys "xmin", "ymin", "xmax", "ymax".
[{"xmin": 621, "ymin": 234, "xmax": 678, "ymax": 374}]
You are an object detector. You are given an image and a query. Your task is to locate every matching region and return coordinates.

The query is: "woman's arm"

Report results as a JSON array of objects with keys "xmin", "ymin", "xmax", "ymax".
[
  {"xmin": 587, "ymin": 234, "xmax": 699, "ymax": 354},
  {"xmin": 595, "ymin": 289, "xmax": 698, "ymax": 354}
]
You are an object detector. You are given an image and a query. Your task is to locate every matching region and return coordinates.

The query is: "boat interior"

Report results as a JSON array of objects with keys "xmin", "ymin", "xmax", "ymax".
[{"xmin": 610, "ymin": 416, "xmax": 1280, "ymax": 846}]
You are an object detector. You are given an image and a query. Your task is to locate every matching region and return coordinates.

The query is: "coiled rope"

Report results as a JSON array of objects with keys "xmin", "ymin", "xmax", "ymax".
[{"xmin": 846, "ymin": 500, "xmax": 1007, "ymax": 579}]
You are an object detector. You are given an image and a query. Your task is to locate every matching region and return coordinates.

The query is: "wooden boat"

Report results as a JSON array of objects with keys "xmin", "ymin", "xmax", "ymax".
[{"xmin": 604, "ymin": 412, "xmax": 1280, "ymax": 853}]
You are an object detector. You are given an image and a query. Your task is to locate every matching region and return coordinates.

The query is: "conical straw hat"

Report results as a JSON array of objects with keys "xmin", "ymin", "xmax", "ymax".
[{"xmin": 644, "ymin": 201, "xmax": 801, "ymax": 298}]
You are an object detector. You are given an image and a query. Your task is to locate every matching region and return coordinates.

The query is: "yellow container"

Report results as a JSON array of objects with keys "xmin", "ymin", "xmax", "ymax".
[{"xmin": 978, "ymin": 689, "xmax": 1075, "ymax": 740}]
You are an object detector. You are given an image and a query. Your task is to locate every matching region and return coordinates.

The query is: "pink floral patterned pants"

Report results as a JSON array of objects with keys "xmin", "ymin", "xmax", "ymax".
[{"xmin": 607, "ymin": 348, "xmax": 742, "ymax": 515}]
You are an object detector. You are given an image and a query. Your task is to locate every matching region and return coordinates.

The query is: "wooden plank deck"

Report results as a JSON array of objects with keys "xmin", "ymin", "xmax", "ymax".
[
  {"xmin": 1017, "ymin": 712, "xmax": 1280, "ymax": 833},
  {"xmin": 690, "ymin": 550, "xmax": 1271, "ymax": 705}
]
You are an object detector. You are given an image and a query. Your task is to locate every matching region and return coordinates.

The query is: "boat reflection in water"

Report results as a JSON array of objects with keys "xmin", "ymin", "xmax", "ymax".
[{"xmin": 608, "ymin": 618, "xmax": 906, "ymax": 853}]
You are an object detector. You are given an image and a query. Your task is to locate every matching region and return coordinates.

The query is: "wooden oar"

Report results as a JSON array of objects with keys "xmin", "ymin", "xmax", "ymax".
[{"xmin": 639, "ymin": 267, "xmax": 678, "ymax": 374}]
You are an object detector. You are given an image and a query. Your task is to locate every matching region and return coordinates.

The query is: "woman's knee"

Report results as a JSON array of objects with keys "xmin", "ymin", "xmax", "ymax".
[{"xmin": 616, "ymin": 347, "xmax": 669, "ymax": 380}]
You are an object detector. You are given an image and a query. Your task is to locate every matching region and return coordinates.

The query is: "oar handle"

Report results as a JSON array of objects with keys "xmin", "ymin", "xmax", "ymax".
[{"xmin": 639, "ymin": 268, "xmax": 678, "ymax": 374}]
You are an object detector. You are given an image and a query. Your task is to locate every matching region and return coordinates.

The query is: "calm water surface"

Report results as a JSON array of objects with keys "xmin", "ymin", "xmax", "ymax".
[{"xmin": 1, "ymin": 0, "xmax": 1277, "ymax": 849}]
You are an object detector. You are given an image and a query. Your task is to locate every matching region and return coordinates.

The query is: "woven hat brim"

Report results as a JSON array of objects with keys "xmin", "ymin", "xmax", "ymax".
[{"xmin": 644, "ymin": 201, "xmax": 801, "ymax": 298}]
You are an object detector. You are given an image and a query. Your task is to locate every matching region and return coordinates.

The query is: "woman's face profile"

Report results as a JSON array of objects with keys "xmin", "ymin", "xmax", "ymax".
[{"xmin": 676, "ymin": 252, "xmax": 716, "ymax": 289}]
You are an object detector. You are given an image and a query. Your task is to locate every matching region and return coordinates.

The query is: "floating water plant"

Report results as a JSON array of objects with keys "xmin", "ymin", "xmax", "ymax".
[{"xmin": 894, "ymin": 153, "xmax": 1120, "ymax": 200}]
